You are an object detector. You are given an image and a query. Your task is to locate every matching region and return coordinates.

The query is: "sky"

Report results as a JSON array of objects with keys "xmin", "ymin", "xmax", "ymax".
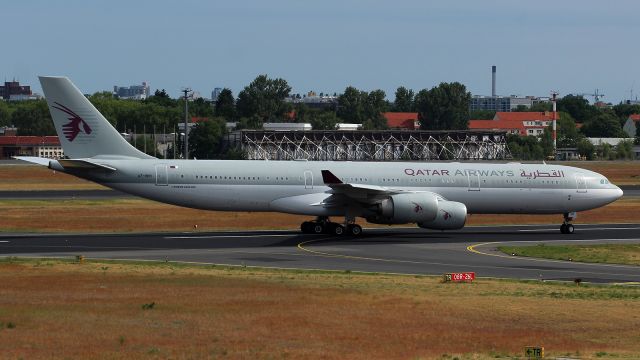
[{"xmin": 4, "ymin": 0, "xmax": 640, "ymax": 103}]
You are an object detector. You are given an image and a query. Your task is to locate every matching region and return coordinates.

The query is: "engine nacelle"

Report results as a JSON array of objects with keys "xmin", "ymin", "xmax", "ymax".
[
  {"xmin": 417, "ymin": 200, "xmax": 467, "ymax": 230},
  {"xmin": 367, "ymin": 193, "xmax": 439, "ymax": 224}
]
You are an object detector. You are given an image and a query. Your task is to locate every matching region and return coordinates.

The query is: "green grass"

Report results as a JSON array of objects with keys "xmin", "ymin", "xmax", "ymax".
[{"xmin": 498, "ymin": 243, "xmax": 640, "ymax": 266}]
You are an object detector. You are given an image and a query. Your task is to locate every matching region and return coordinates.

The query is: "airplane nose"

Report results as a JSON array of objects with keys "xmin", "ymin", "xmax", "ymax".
[{"xmin": 612, "ymin": 186, "xmax": 623, "ymax": 200}]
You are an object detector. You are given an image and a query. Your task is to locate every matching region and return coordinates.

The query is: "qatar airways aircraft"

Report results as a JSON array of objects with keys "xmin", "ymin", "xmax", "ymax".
[{"xmin": 17, "ymin": 77, "xmax": 623, "ymax": 236}]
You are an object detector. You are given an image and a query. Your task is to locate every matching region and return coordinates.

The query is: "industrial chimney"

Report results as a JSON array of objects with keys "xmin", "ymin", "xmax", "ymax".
[{"xmin": 491, "ymin": 65, "xmax": 496, "ymax": 97}]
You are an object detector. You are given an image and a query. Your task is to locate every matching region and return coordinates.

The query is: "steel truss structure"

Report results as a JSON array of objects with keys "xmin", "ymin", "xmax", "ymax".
[{"xmin": 238, "ymin": 130, "xmax": 511, "ymax": 161}]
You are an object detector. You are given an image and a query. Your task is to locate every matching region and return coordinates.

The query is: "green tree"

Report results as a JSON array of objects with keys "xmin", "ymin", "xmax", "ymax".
[
  {"xmin": 133, "ymin": 134, "xmax": 162, "ymax": 157},
  {"xmin": 576, "ymin": 138, "xmax": 595, "ymax": 160},
  {"xmin": 529, "ymin": 102, "xmax": 552, "ymax": 112},
  {"xmin": 147, "ymin": 89, "xmax": 175, "ymax": 107},
  {"xmin": 188, "ymin": 118, "xmax": 226, "ymax": 159},
  {"xmin": 236, "ymin": 115, "xmax": 263, "ymax": 130},
  {"xmin": 612, "ymin": 103, "xmax": 640, "ymax": 122},
  {"xmin": 363, "ymin": 89, "xmax": 389, "ymax": 130},
  {"xmin": 214, "ymin": 88, "xmax": 236, "ymax": 120},
  {"xmin": 581, "ymin": 113, "xmax": 626, "ymax": 138},
  {"xmin": 236, "ymin": 74, "xmax": 292, "ymax": 122},
  {"xmin": 393, "ymin": 86, "xmax": 414, "ymax": 112},
  {"xmin": 469, "ymin": 110, "xmax": 495, "ymax": 120},
  {"xmin": 615, "ymin": 139, "xmax": 634, "ymax": 160},
  {"xmin": 596, "ymin": 143, "xmax": 613, "ymax": 160},
  {"xmin": 337, "ymin": 86, "xmax": 366, "ymax": 123},
  {"xmin": 506, "ymin": 134, "xmax": 548, "ymax": 160},
  {"xmin": 415, "ymin": 82, "xmax": 470, "ymax": 130},
  {"xmin": 0, "ymin": 101, "xmax": 12, "ymax": 127},
  {"xmin": 553, "ymin": 112, "xmax": 583, "ymax": 147},
  {"xmin": 557, "ymin": 95, "xmax": 598, "ymax": 123},
  {"xmin": 11, "ymin": 100, "xmax": 55, "ymax": 136},
  {"xmin": 310, "ymin": 111, "xmax": 339, "ymax": 130}
]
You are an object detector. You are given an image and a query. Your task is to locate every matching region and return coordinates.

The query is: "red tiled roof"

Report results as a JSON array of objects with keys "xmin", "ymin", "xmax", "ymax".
[
  {"xmin": 0, "ymin": 136, "xmax": 60, "ymax": 146},
  {"xmin": 629, "ymin": 114, "xmax": 640, "ymax": 122},
  {"xmin": 191, "ymin": 116, "xmax": 209, "ymax": 123},
  {"xmin": 468, "ymin": 119, "xmax": 525, "ymax": 135},
  {"xmin": 383, "ymin": 112, "xmax": 419, "ymax": 129},
  {"xmin": 494, "ymin": 112, "xmax": 556, "ymax": 122}
]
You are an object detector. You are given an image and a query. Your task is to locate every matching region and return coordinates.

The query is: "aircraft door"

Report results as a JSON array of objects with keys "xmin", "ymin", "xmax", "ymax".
[
  {"xmin": 467, "ymin": 171, "xmax": 480, "ymax": 191},
  {"xmin": 304, "ymin": 170, "xmax": 313, "ymax": 189},
  {"xmin": 575, "ymin": 174, "xmax": 587, "ymax": 193},
  {"xmin": 155, "ymin": 164, "xmax": 168, "ymax": 186}
]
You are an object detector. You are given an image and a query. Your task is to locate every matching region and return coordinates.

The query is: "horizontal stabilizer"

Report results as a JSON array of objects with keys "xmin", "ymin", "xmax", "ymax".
[
  {"xmin": 58, "ymin": 159, "xmax": 117, "ymax": 171},
  {"xmin": 13, "ymin": 156, "xmax": 51, "ymax": 166}
]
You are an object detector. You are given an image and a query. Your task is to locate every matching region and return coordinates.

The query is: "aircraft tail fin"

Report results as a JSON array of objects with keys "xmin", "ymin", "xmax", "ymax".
[{"xmin": 38, "ymin": 76, "xmax": 154, "ymax": 159}]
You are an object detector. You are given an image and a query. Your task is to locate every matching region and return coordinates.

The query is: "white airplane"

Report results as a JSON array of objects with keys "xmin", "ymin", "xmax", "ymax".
[{"xmin": 17, "ymin": 77, "xmax": 623, "ymax": 236}]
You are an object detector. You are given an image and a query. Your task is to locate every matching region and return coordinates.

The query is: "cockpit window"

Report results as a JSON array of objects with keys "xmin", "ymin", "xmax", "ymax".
[{"xmin": 600, "ymin": 179, "xmax": 610, "ymax": 184}]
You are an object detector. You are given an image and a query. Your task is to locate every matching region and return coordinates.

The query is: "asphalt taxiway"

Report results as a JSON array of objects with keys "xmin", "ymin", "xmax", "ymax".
[{"xmin": 1, "ymin": 224, "xmax": 639, "ymax": 284}]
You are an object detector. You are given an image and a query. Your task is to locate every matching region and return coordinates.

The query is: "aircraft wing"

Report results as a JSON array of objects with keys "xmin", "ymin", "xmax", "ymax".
[{"xmin": 321, "ymin": 169, "xmax": 405, "ymax": 203}]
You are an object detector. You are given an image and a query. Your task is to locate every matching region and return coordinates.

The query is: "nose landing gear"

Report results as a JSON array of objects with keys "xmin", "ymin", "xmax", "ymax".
[{"xmin": 560, "ymin": 212, "xmax": 575, "ymax": 234}]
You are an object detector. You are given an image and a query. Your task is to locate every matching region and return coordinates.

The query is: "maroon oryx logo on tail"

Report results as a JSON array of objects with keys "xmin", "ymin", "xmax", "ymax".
[{"xmin": 52, "ymin": 102, "xmax": 92, "ymax": 141}]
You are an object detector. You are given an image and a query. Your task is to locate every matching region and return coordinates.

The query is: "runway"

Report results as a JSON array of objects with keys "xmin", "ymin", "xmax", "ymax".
[{"xmin": 1, "ymin": 224, "xmax": 639, "ymax": 284}]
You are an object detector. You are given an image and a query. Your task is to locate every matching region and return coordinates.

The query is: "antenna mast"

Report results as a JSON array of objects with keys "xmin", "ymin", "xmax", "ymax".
[
  {"xmin": 181, "ymin": 87, "xmax": 192, "ymax": 160},
  {"xmin": 551, "ymin": 91, "xmax": 559, "ymax": 159}
]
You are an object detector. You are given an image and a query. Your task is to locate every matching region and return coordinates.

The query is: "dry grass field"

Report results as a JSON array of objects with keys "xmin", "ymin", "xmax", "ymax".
[
  {"xmin": 0, "ymin": 164, "xmax": 106, "ymax": 191},
  {"xmin": 1, "ymin": 259, "xmax": 639, "ymax": 360}
]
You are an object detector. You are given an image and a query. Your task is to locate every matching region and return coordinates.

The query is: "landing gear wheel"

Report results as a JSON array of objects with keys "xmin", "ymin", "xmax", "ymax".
[
  {"xmin": 347, "ymin": 224, "xmax": 362, "ymax": 236},
  {"xmin": 566, "ymin": 224, "xmax": 574, "ymax": 234},
  {"xmin": 312, "ymin": 223, "xmax": 324, "ymax": 234},
  {"xmin": 333, "ymin": 224, "xmax": 345, "ymax": 236},
  {"xmin": 560, "ymin": 223, "xmax": 575, "ymax": 234},
  {"xmin": 301, "ymin": 221, "xmax": 313, "ymax": 234}
]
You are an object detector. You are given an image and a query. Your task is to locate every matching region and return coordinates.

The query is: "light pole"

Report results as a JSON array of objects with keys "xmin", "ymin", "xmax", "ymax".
[{"xmin": 182, "ymin": 88, "xmax": 192, "ymax": 159}]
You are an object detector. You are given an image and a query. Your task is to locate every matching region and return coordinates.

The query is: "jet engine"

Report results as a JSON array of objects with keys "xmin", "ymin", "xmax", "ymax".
[
  {"xmin": 417, "ymin": 200, "xmax": 467, "ymax": 230},
  {"xmin": 367, "ymin": 193, "xmax": 439, "ymax": 224},
  {"xmin": 366, "ymin": 193, "xmax": 467, "ymax": 230}
]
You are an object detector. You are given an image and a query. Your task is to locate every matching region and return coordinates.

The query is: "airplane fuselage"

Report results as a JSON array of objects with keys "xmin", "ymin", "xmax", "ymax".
[{"xmin": 60, "ymin": 159, "xmax": 622, "ymax": 216}]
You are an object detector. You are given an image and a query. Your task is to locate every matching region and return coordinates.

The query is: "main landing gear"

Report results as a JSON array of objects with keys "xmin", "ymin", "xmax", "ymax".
[
  {"xmin": 301, "ymin": 217, "xmax": 362, "ymax": 236},
  {"xmin": 560, "ymin": 212, "xmax": 575, "ymax": 234}
]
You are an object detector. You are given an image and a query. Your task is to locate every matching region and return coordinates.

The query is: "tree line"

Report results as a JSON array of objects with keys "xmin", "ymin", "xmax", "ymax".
[{"xmin": 1, "ymin": 74, "xmax": 638, "ymax": 160}]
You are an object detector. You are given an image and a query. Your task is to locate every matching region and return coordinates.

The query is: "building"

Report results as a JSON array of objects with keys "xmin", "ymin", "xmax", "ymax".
[
  {"xmin": 468, "ymin": 119, "xmax": 523, "ymax": 135},
  {"xmin": 285, "ymin": 92, "xmax": 338, "ymax": 110},
  {"xmin": 383, "ymin": 112, "xmax": 420, "ymax": 130},
  {"xmin": 211, "ymin": 88, "xmax": 222, "ymax": 102},
  {"xmin": 113, "ymin": 82, "xmax": 150, "ymax": 100},
  {"xmin": 263, "ymin": 123, "xmax": 312, "ymax": 131},
  {"xmin": 468, "ymin": 112, "xmax": 556, "ymax": 137},
  {"xmin": 469, "ymin": 95, "xmax": 547, "ymax": 112},
  {"xmin": 0, "ymin": 80, "xmax": 40, "ymax": 100},
  {"xmin": 0, "ymin": 135, "xmax": 63, "ymax": 159},
  {"xmin": 622, "ymin": 114, "xmax": 640, "ymax": 137}
]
